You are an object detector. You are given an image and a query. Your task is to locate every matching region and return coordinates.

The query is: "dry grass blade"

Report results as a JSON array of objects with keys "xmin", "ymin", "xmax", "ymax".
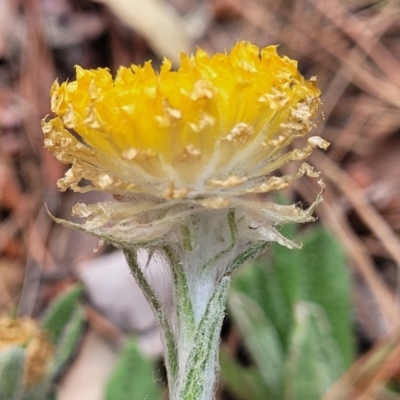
[
  {"xmin": 323, "ymin": 333, "xmax": 400, "ymax": 400},
  {"xmin": 315, "ymin": 152, "xmax": 400, "ymax": 272},
  {"xmin": 310, "ymin": 0, "xmax": 400, "ymax": 88},
  {"xmin": 96, "ymin": 0, "xmax": 193, "ymax": 65}
]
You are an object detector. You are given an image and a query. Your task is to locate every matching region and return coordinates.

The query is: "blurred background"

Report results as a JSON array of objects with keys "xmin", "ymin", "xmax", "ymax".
[{"xmin": 1, "ymin": 0, "xmax": 400, "ymax": 399}]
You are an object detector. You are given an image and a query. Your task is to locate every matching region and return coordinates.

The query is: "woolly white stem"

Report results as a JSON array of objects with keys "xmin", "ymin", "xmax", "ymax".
[{"xmin": 124, "ymin": 209, "xmax": 265, "ymax": 400}]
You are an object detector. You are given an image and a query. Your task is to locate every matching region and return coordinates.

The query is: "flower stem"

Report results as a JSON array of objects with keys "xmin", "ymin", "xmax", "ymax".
[
  {"xmin": 123, "ymin": 248, "xmax": 178, "ymax": 381},
  {"xmin": 164, "ymin": 245, "xmax": 195, "ymax": 335},
  {"xmin": 177, "ymin": 276, "xmax": 230, "ymax": 400},
  {"xmin": 124, "ymin": 210, "xmax": 260, "ymax": 399}
]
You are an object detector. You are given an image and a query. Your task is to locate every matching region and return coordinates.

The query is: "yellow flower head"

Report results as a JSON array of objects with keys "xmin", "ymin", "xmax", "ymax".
[
  {"xmin": 43, "ymin": 42, "xmax": 328, "ymax": 247},
  {"xmin": 0, "ymin": 315, "xmax": 53, "ymax": 388}
]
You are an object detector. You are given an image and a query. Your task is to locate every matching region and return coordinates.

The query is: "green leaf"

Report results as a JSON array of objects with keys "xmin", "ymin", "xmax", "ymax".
[
  {"xmin": 269, "ymin": 223, "xmax": 303, "ymax": 312},
  {"xmin": 50, "ymin": 306, "xmax": 85, "ymax": 377},
  {"xmin": 41, "ymin": 286, "xmax": 83, "ymax": 344},
  {"xmin": 27, "ymin": 306, "xmax": 85, "ymax": 400},
  {"xmin": 0, "ymin": 346, "xmax": 25, "ymax": 400},
  {"xmin": 43, "ymin": 389, "xmax": 57, "ymax": 400},
  {"xmin": 26, "ymin": 288, "xmax": 84, "ymax": 400},
  {"xmin": 227, "ymin": 225, "xmax": 353, "ymax": 399},
  {"xmin": 25, "ymin": 388, "xmax": 57, "ymax": 400},
  {"xmin": 105, "ymin": 338, "xmax": 162, "ymax": 400},
  {"xmin": 231, "ymin": 258, "xmax": 297, "ymax": 352},
  {"xmin": 228, "ymin": 291, "xmax": 284, "ymax": 399},
  {"xmin": 284, "ymin": 302, "xmax": 346, "ymax": 400},
  {"xmin": 232, "ymin": 224, "xmax": 302, "ymax": 352},
  {"xmin": 298, "ymin": 227, "xmax": 354, "ymax": 366},
  {"xmin": 219, "ymin": 348, "xmax": 272, "ymax": 400}
]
